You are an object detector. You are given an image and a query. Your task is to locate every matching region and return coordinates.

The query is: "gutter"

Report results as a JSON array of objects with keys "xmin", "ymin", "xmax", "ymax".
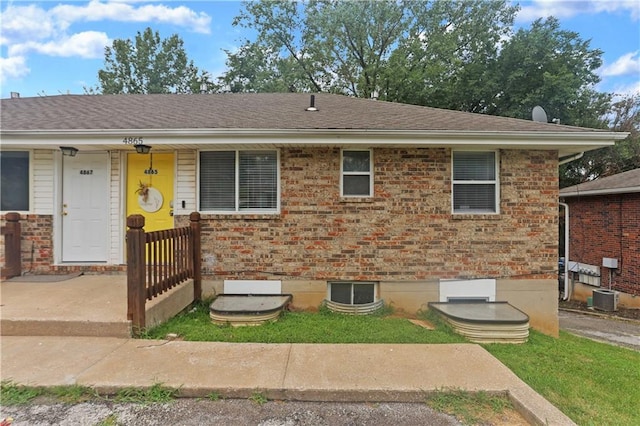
[
  {"xmin": 559, "ymin": 202, "xmax": 571, "ymax": 300},
  {"xmin": 559, "ymin": 152, "xmax": 584, "ymax": 165}
]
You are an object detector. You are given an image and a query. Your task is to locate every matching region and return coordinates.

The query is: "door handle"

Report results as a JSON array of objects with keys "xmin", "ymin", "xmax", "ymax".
[
  {"xmin": 63, "ymin": 211, "xmax": 68, "ymax": 216},
  {"xmin": 169, "ymin": 210, "xmax": 174, "ymax": 216}
]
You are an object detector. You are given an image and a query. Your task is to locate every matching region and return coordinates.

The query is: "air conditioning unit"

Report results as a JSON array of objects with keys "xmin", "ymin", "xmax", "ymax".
[{"xmin": 592, "ymin": 289, "xmax": 619, "ymax": 312}]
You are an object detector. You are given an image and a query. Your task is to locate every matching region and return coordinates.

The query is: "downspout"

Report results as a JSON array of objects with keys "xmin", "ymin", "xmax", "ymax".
[{"xmin": 559, "ymin": 202, "xmax": 570, "ymax": 300}]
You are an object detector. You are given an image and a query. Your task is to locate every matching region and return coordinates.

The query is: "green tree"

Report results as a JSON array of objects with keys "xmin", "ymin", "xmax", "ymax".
[
  {"xmin": 222, "ymin": 0, "xmax": 517, "ymax": 100},
  {"xmin": 487, "ymin": 17, "xmax": 608, "ymax": 124},
  {"xmin": 222, "ymin": 0, "xmax": 410, "ymax": 96},
  {"xmin": 95, "ymin": 27, "xmax": 213, "ymax": 94},
  {"xmin": 561, "ymin": 94, "xmax": 640, "ymax": 187},
  {"xmin": 383, "ymin": 0, "xmax": 517, "ymax": 111}
]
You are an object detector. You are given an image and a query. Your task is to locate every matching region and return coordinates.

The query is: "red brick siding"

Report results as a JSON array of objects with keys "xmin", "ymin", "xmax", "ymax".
[
  {"xmin": 178, "ymin": 148, "xmax": 558, "ymax": 283},
  {"xmin": 566, "ymin": 192, "xmax": 639, "ymax": 295}
]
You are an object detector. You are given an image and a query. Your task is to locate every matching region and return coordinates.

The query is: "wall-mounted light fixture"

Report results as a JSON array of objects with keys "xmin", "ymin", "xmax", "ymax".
[
  {"xmin": 135, "ymin": 144, "xmax": 151, "ymax": 154},
  {"xmin": 60, "ymin": 146, "xmax": 78, "ymax": 157}
]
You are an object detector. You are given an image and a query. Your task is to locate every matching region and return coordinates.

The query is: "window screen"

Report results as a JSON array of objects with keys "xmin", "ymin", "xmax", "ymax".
[{"xmin": 1, "ymin": 151, "xmax": 29, "ymax": 211}]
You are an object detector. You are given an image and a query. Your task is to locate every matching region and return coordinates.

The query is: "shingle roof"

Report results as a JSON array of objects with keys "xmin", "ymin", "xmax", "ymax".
[
  {"xmin": 560, "ymin": 168, "xmax": 640, "ymax": 197},
  {"xmin": 0, "ymin": 93, "xmax": 607, "ymax": 133}
]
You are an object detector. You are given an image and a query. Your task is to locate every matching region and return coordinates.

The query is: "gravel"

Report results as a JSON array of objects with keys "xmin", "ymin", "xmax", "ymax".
[{"xmin": 1, "ymin": 399, "xmax": 462, "ymax": 426}]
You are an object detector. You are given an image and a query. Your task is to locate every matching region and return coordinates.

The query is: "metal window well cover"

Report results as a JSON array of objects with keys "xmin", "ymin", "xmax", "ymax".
[
  {"xmin": 428, "ymin": 301, "xmax": 530, "ymax": 344},
  {"xmin": 324, "ymin": 299, "xmax": 385, "ymax": 315},
  {"xmin": 209, "ymin": 294, "xmax": 292, "ymax": 327}
]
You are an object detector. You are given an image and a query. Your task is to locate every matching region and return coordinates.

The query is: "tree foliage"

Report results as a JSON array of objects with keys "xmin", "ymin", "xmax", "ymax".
[
  {"xmin": 560, "ymin": 94, "xmax": 640, "ymax": 187},
  {"xmin": 95, "ymin": 27, "xmax": 214, "ymax": 94}
]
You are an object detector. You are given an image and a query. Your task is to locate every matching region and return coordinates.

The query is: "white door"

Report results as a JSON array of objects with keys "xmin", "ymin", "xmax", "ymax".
[{"xmin": 62, "ymin": 152, "xmax": 109, "ymax": 262}]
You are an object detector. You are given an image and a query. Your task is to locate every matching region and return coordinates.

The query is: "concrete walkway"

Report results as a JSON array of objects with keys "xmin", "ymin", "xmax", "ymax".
[
  {"xmin": 1, "ymin": 336, "xmax": 574, "ymax": 425},
  {"xmin": 1, "ymin": 276, "xmax": 576, "ymax": 425}
]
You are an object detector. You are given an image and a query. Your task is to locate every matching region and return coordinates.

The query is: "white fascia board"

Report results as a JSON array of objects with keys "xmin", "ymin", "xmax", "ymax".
[
  {"xmin": 1, "ymin": 128, "xmax": 627, "ymax": 154},
  {"xmin": 560, "ymin": 187, "xmax": 640, "ymax": 197}
]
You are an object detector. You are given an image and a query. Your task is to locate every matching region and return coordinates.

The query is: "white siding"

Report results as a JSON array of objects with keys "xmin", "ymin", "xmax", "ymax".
[
  {"xmin": 109, "ymin": 151, "xmax": 123, "ymax": 263},
  {"xmin": 176, "ymin": 149, "xmax": 197, "ymax": 215},
  {"xmin": 33, "ymin": 150, "xmax": 55, "ymax": 214}
]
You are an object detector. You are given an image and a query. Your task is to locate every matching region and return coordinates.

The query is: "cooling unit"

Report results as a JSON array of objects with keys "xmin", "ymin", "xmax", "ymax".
[{"xmin": 592, "ymin": 289, "xmax": 619, "ymax": 312}]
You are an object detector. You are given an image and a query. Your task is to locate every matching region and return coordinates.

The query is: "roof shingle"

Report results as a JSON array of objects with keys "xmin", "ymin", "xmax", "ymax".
[{"xmin": 1, "ymin": 93, "xmax": 608, "ymax": 133}]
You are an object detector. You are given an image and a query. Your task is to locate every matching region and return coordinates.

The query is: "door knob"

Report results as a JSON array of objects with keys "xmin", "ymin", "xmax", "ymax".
[{"xmin": 63, "ymin": 211, "xmax": 68, "ymax": 216}]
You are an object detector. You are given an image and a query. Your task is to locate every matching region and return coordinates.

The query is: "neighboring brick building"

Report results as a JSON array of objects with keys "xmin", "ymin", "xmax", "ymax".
[
  {"xmin": 1, "ymin": 93, "xmax": 629, "ymax": 335},
  {"xmin": 560, "ymin": 168, "xmax": 640, "ymax": 307}
]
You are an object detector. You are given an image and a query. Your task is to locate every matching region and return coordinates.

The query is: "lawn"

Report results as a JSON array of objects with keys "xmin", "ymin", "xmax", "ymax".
[{"xmin": 146, "ymin": 300, "xmax": 640, "ymax": 426}]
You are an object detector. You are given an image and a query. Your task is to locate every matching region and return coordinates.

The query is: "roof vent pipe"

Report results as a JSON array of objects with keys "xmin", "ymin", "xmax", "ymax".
[{"xmin": 306, "ymin": 94, "xmax": 318, "ymax": 111}]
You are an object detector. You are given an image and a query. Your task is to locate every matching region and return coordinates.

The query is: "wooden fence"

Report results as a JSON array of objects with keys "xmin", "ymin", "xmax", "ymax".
[
  {"xmin": 1, "ymin": 212, "xmax": 22, "ymax": 279},
  {"xmin": 126, "ymin": 212, "xmax": 202, "ymax": 334}
]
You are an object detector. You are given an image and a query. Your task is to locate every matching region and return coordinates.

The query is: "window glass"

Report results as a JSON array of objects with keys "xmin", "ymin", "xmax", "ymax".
[
  {"xmin": 452, "ymin": 151, "xmax": 498, "ymax": 213},
  {"xmin": 342, "ymin": 150, "xmax": 372, "ymax": 197},
  {"xmin": 1, "ymin": 151, "xmax": 29, "ymax": 211},
  {"xmin": 453, "ymin": 151, "xmax": 495, "ymax": 180},
  {"xmin": 343, "ymin": 150, "xmax": 371, "ymax": 172},
  {"xmin": 239, "ymin": 151, "xmax": 278, "ymax": 210},
  {"xmin": 330, "ymin": 283, "xmax": 352, "ymax": 304},
  {"xmin": 330, "ymin": 282, "xmax": 375, "ymax": 305},
  {"xmin": 200, "ymin": 150, "xmax": 278, "ymax": 212},
  {"xmin": 353, "ymin": 283, "xmax": 375, "ymax": 304},
  {"xmin": 200, "ymin": 151, "xmax": 235, "ymax": 211},
  {"xmin": 343, "ymin": 175, "xmax": 370, "ymax": 196}
]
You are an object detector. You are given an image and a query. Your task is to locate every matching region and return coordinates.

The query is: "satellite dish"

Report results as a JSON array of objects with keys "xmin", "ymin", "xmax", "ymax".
[{"xmin": 532, "ymin": 105, "xmax": 548, "ymax": 123}]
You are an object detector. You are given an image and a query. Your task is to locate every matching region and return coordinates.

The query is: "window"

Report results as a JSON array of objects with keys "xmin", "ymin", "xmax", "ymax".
[
  {"xmin": 200, "ymin": 150, "xmax": 278, "ymax": 212},
  {"xmin": 452, "ymin": 151, "xmax": 498, "ymax": 213},
  {"xmin": 341, "ymin": 149, "xmax": 372, "ymax": 197},
  {"xmin": 1, "ymin": 151, "xmax": 29, "ymax": 211},
  {"xmin": 329, "ymin": 282, "xmax": 376, "ymax": 305}
]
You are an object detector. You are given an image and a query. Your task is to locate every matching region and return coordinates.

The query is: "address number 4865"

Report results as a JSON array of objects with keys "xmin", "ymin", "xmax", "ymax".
[{"xmin": 123, "ymin": 137, "xmax": 144, "ymax": 145}]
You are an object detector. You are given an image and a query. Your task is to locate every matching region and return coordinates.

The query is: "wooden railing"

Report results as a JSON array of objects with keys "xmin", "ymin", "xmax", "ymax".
[
  {"xmin": 126, "ymin": 212, "xmax": 201, "ymax": 334},
  {"xmin": 1, "ymin": 212, "xmax": 22, "ymax": 279}
]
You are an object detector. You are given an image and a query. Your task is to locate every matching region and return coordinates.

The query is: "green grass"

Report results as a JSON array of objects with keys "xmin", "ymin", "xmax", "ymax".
[
  {"xmin": 1, "ymin": 381, "xmax": 43, "ymax": 404},
  {"xmin": 145, "ymin": 301, "xmax": 640, "ymax": 425},
  {"xmin": 144, "ymin": 300, "xmax": 466, "ymax": 344},
  {"xmin": 113, "ymin": 383, "xmax": 180, "ymax": 404},
  {"xmin": 484, "ymin": 330, "xmax": 640, "ymax": 426}
]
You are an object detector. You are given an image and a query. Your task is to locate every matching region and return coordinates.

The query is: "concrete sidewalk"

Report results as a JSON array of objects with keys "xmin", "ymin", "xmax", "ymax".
[{"xmin": 1, "ymin": 336, "xmax": 575, "ymax": 425}]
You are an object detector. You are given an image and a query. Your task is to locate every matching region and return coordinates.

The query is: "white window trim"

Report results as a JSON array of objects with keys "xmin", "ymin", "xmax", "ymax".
[
  {"xmin": 340, "ymin": 149, "xmax": 373, "ymax": 198},
  {"xmin": 451, "ymin": 150, "xmax": 500, "ymax": 214},
  {"xmin": 327, "ymin": 281, "xmax": 378, "ymax": 305},
  {"xmin": 198, "ymin": 149, "xmax": 280, "ymax": 214},
  {"xmin": 0, "ymin": 149, "xmax": 32, "ymax": 214}
]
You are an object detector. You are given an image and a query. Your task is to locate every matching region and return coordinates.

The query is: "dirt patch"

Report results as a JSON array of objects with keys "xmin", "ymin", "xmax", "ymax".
[{"xmin": 559, "ymin": 299, "xmax": 640, "ymax": 321}]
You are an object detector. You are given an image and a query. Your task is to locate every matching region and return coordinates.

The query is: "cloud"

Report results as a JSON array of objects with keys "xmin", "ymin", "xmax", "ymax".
[
  {"xmin": 0, "ymin": 56, "xmax": 30, "ymax": 85},
  {"xmin": 50, "ymin": 1, "xmax": 211, "ymax": 34},
  {"xmin": 9, "ymin": 32, "xmax": 111, "ymax": 59},
  {"xmin": 601, "ymin": 51, "xmax": 640, "ymax": 77},
  {"xmin": 517, "ymin": 0, "xmax": 640, "ymax": 22}
]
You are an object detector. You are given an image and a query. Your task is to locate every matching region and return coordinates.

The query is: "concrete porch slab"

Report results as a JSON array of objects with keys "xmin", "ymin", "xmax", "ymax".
[{"xmin": 1, "ymin": 274, "xmax": 130, "ymax": 337}]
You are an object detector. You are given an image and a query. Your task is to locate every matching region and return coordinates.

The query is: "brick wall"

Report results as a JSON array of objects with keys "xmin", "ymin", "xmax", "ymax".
[
  {"xmin": 178, "ymin": 148, "xmax": 558, "ymax": 284},
  {"xmin": 566, "ymin": 192, "xmax": 639, "ymax": 295},
  {"xmin": 1, "ymin": 213, "xmax": 125, "ymax": 276}
]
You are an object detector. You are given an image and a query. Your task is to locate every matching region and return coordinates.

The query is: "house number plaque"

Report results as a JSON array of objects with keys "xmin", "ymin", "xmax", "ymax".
[{"xmin": 79, "ymin": 170, "xmax": 93, "ymax": 175}]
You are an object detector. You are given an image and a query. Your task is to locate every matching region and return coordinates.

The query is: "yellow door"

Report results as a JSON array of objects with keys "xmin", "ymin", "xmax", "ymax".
[{"xmin": 127, "ymin": 153, "xmax": 174, "ymax": 232}]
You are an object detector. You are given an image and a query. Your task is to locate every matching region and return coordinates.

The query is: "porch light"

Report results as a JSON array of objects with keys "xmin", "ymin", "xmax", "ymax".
[
  {"xmin": 135, "ymin": 144, "xmax": 151, "ymax": 154},
  {"xmin": 60, "ymin": 146, "xmax": 78, "ymax": 157}
]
